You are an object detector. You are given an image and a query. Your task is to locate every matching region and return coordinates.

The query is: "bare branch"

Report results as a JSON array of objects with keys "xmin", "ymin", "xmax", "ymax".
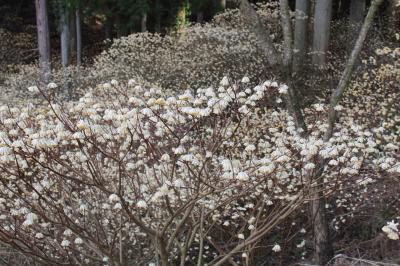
[{"xmin": 324, "ymin": 0, "xmax": 384, "ymax": 141}]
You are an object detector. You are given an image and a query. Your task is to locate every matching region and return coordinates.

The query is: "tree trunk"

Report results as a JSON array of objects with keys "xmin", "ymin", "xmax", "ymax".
[
  {"xmin": 141, "ymin": 13, "xmax": 147, "ymax": 32},
  {"xmin": 293, "ymin": 0, "xmax": 310, "ymax": 72},
  {"xmin": 76, "ymin": 6, "xmax": 82, "ymax": 66},
  {"xmin": 349, "ymin": 0, "xmax": 366, "ymax": 24},
  {"xmin": 280, "ymin": 0, "xmax": 308, "ymax": 133},
  {"xmin": 311, "ymin": 184, "xmax": 333, "ymax": 266},
  {"xmin": 60, "ymin": 4, "xmax": 70, "ymax": 67},
  {"xmin": 311, "ymin": 0, "xmax": 332, "ymax": 67},
  {"xmin": 69, "ymin": 10, "xmax": 76, "ymax": 63},
  {"xmin": 324, "ymin": 0, "xmax": 384, "ymax": 141},
  {"xmin": 60, "ymin": 2, "xmax": 72, "ymax": 97},
  {"xmin": 35, "ymin": 0, "xmax": 51, "ymax": 83}
]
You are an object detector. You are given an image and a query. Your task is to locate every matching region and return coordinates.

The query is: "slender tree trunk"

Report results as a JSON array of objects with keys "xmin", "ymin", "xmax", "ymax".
[
  {"xmin": 35, "ymin": 0, "xmax": 51, "ymax": 83},
  {"xmin": 60, "ymin": 2, "xmax": 72, "ymax": 97},
  {"xmin": 280, "ymin": 0, "xmax": 308, "ymax": 133},
  {"xmin": 280, "ymin": 0, "xmax": 293, "ymax": 71},
  {"xmin": 141, "ymin": 13, "xmax": 147, "ymax": 32},
  {"xmin": 293, "ymin": 0, "xmax": 310, "ymax": 72},
  {"xmin": 76, "ymin": 6, "xmax": 82, "ymax": 66},
  {"xmin": 60, "ymin": 4, "xmax": 70, "ymax": 67},
  {"xmin": 311, "ymin": 186, "xmax": 333, "ymax": 266},
  {"xmin": 157, "ymin": 237, "xmax": 169, "ymax": 266},
  {"xmin": 324, "ymin": 0, "xmax": 384, "ymax": 141},
  {"xmin": 69, "ymin": 10, "xmax": 76, "ymax": 63},
  {"xmin": 349, "ymin": 0, "xmax": 366, "ymax": 24},
  {"xmin": 312, "ymin": 0, "xmax": 332, "ymax": 67}
]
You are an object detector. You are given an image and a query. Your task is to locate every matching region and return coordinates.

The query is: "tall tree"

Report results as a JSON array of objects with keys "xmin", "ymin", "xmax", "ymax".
[
  {"xmin": 139, "ymin": 0, "xmax": 148, "ymax": 32},
  {"xmin": 59, "ymin": 1, "xmax": 70, "ymax": 67},
  {"xmin": 141, "ymin": 12, "xmax": 147, "ymax": 32},
  {"xmin": 76, "ymin": 4, "xmax": 82, "ymax": 65},
  {"xmin": 312, "ymin": 0, "xmax": 332, "ymax": 67},
  {"xmin": 293, "ymin": 0, "xmax": 310, "ymax": 72},
  {"xmin": 35, "ymin": 0, "xmax": 51, "ymax": 83},
  {"xmin": 69, "ymin": 9, "xmax": 77, "ymax": 62}
]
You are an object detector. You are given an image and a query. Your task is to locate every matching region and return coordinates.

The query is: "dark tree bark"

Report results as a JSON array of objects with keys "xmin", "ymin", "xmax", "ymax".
[
  {"xmin": 35, "ymin": 0, "xmax": 51, "ymax": 83},
  {"xmin": 312, "ymin": 0, "xmax": 332, "ymax": 67},
  {"xmin": 69, "ymin": 9, "xmax": 76, "ymax": 62},
  {"xmin": 293, "ymin": 0, "xmax": 310, "ymax": 72},
  {"xmin": 76, "ymin": 6, "xmax": 82, "ymax": 66}
]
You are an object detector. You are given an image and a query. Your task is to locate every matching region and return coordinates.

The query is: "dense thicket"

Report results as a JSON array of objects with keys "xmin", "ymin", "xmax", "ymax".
[{"xmin": 0, "ymin": 0, "xmax": 399, "ymax": 265}]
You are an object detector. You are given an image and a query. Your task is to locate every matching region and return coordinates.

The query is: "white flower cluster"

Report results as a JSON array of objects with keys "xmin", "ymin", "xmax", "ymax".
[
  {"xmin": 382, "ymin": 221, "xmax": 399, "ymax": 240},
  {"xmin": 0, "ymin": 75, "xmax": 397, "ymax": 264}
]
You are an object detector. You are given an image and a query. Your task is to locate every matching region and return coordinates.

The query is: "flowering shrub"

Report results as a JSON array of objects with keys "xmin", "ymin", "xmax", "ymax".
[
  {"xmin": 89, "ymin": 3, "xmax": 285, "ymax": 92},
  {"xmin": 90, "ymin": 26, "xmax": 271, "ymax": 91},
  {"xmin": 0, "ymin": 72, "xmax": 398, "ymax": 265},
  {"xmin": 0, "ymin": 4, "xmax": 399, "ymax": 265},
  {"xmin": 1, "ymin": 23, "xmax": 272, "ymax": 104}
]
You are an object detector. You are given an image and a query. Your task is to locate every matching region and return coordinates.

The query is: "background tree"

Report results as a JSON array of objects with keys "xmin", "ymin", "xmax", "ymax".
[
  {"xmin": 312, "ymin": 0, "xmax": 333, "ymax": 67},
  {"xmin": 35, "ymin": 0, "xmax": 51, "ymax": 83},
  {"xmin": 59, "ymin": 0, "xmax": 70, "ymax": 67},
  {"xmin": 76, "ymin": 2, "xmax": 82, "ymax": 65},
  {"xmin": 293, "ymin": 0, "xmax": 310, "ymax": 72}
]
